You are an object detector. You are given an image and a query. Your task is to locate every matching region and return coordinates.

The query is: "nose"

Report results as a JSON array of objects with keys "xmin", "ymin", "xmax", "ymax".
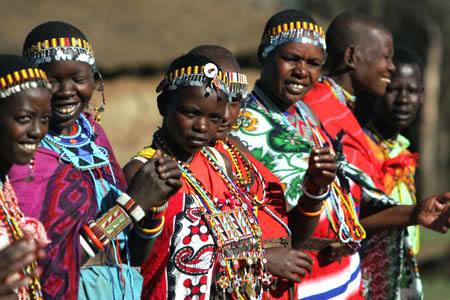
[
  {"xmin": 55, "ymin": 79, "xmax": 76, "ymax": 97},
  {"xmin": 29, "ymin": 118, "xmax": 47, "ymax": 140},
  {"xmin": 397, "ymin": 88, "xmax": 409, "ymax": 104},
  {"xmin": 388, "ymin": 58, "xmax": 396, "ymax": 74},
  {"xmin": 293, "ymin": 61, "xmax": 308, "ymax": 78},
  {"xmin": 192, "ymin": 117, "xmax": 208, "ymax": 133},
  {"xmin": 222, "ymin": 104, "xmax": 232, "ymax": 124}
]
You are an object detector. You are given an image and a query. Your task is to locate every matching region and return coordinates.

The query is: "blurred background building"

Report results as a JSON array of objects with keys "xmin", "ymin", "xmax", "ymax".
[{"xmin": 2, "ymin": 0, "xmax": 448, "ymax": 297}]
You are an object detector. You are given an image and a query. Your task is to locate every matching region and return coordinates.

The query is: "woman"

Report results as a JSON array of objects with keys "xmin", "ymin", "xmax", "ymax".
[
  {"xmin": 0, "ymin": 54, "xmax": 52, "ymax": 300},
  {"xmin": 232, "ymin": 9, "xmax": 367, "ymax": 299},
  {"xmin": 9, "ymin": 21, "xmax": 170, "ymax": 299}
]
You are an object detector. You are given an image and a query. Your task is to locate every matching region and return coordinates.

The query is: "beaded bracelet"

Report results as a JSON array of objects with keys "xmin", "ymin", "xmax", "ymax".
[
  {"xmin": 88, "ymin": 222, "xmax": 111, "ymax": 247},
  {"xmin": 96, "ymin": 205, "xmax": 132, "ymax": 239},
  {"xmin": 149, "ymin": 202, "xmax": 168, "ymax": 214},
  {"xmin": 297, "ymin": 203, "xmax": 325, "ymax": 217},
  {"xmin": 135, "ymin": 227, "xmax": 163, "ymax": 240},
  {"xmin": 82, "ymin": 224, "xmax": 105, "ymax": 251},
  {"xmin": 135, "ymin": 216, "xmax": 166, "ymax": 234},
  {"xmin": 116, "ymin": 193, "xmax": 146, "ymax": 223}
]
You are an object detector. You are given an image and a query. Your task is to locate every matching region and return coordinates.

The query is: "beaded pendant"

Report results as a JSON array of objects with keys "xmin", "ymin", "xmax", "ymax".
[{"xmin": 44, "ymin": 114, "xmax": 110, "ymax": 170}]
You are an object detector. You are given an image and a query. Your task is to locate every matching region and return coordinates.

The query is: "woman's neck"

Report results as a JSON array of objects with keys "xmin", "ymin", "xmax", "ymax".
[
  {"xmin": 329, "ymin": 73, "xmax": 355, "ymax": 97},
  {"xmin": 156, "ymin": 128, "xmax": 194, "ymax": 163},
  {"xmin": 0, "ymin": 164, "xmax": 11, "ymax": 184},
  {"xmin": 255, "ymin": 81, "xmax": 296, "ymax": 112},
  {"xmin": 371, "ymin": 115, "xmax": 399, "ymax": 141}
]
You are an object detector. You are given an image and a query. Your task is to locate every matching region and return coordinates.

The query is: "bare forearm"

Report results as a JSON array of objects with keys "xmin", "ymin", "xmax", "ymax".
[
  {"xmin": 289, "ymin": 195, "xmax": 323, "ymax": 248},
  {"xmin": 128, "ymin": 230, "xmax": 156, "ymax": 266},
  {"xmin": 360, "ymin": 204, "xmax": 416, "ymax": 234}
]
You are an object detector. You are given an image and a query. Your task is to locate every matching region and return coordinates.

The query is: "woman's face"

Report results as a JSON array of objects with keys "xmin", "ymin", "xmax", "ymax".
[
  {"xmin": 215, "ymin": 99, "xmax": 241, "ymax": 140},
  {"xmin": 0, "ymin": 88, "xmax": 51, "ymax": 169},
  {"xmin": 162, "ymin": 87, "xmax": 227, "ymax": 159},
  {"xmin": 44, "ymin": 61, "xmax": 94, "ymax": 134},
  {"xmin": 260, "ymin": 42, "xmax": 324, "ymax": 110}
]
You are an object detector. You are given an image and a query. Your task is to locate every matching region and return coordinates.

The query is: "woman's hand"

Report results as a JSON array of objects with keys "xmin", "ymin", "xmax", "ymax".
[
  {"xmin": 306, "ymin": 147, "xmax": 337, "ymax": 190},
  {"xmin": 0, "ymin": 238, "xmax": 45, "ymax": 299},
  {"xmin": 127, "ymin": 150, "xmax": 183, "ymax": 210},
  {"xmin": 265, "ymin": 247, "xmax": 313, "ymax": 282}
]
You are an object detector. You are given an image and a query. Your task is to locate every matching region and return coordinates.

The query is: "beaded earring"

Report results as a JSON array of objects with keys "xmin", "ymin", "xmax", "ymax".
[
  {"xmin": 92, "ymin": 71, "xmax": 106, "ymax": 124},
  {"xmin": 26, "ymin": 157, "xmax": 35, "ymax": 182}
]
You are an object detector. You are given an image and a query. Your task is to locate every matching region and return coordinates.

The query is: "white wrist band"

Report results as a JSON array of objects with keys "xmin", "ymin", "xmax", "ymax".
[
  {"xmin": 80, "ymin": 235, "xmax": 96, "ymax": 258},
  {"xmin": 302, "ymin": 182, "xmax": 330, "ymax": 201}
]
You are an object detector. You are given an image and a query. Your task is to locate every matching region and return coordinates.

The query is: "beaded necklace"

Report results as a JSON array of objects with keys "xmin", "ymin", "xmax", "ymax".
[
  {"xmin": 153, "ymin": 131, "xmax": 272, "ymax": 298},
  {"xmin": 0, "ymin": 177, "xmax": 43, "ymax": 300},
  {"xmin": 323, "ymin": 77, "xmax": 356, "ymax": 109},
  {"xmin": 365, "ymin": 123, "xmax": 417, "ymax": 204},
  {"xmin": 43, "ymin": 113, "xmax": 110, "ymax": 171},
  {"xmin": 293, "ymin": 104, "xmax": 366, "ymax": 244},
  {"xmin": 218, "ymin": 139, "xmax": 291, "ymax": 236}
]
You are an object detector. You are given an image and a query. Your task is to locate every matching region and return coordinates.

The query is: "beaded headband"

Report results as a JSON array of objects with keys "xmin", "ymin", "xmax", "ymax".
[
  {"xmin": 157, "ymin": 62, "xmax": 231, "ymax": 100},
  {"xmin": 226, "ymin": 72, "xmax": 248, "ymax": 100},
  {"xmin": 23, "ymin": 37, "xmax": 95, "ymax": 66},
  {"xmin": 0, "ymin": 68, "xmax": 51, "ymax": 99},
  {"xmin": 261, "ymin": 21, "xmax": 326, "ymax": 58}
]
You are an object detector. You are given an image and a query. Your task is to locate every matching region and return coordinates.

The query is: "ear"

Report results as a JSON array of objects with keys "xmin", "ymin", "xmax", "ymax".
[
  {"xmin": 343, "ymin": 45, "xmax": 357, "ymax": 69},
  {"xmin": 257, "ymin": 45, "xmax": 265, "ymax": 65},
  {"xmin": 157, "ymin": 94, "xmax": 167, "ymax": 117}
]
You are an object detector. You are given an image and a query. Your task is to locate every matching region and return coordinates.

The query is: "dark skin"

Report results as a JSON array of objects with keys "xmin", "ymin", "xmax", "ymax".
[
  {"xmin": 42, "ymin": 61, "xmax": 186, "ymax": 265},
  {"xmin": 0, "ymin": 88, "xmax": 52, "ymax": 178},
  {"xmin": 42, "ymin": 60, "xmax": 177, "ymax": 210},
  {"xmin": 326, "ymin": 23, "xmax": 450, "ymax": 233},
  {"xmin": 0, "ymin": 87, "xmax": 51, "ymax": 299},
  {"xmin": 124, "ymin": 86, "xmax": 226, "ymax": 265},
  {"xmin": 372, "ymin": 63, "xmax": 424, "ymax": 139},
  {"xmin": 0, "ymin": 238, "xmax": 46, "ymax": 300},
  {"xmin": 43, "ymin": 61, "xmax": 94, "ymax": 135},
  {"xmin": 257, "ymin": 41, "xmax": 338, "ymax": 278}
]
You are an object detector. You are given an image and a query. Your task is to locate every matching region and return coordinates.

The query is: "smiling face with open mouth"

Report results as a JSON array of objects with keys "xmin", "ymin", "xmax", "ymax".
[
  {"xmin": 260, "ymin": 42, "xmax": 324, "ymax": 111},
  {"xmin": 0, "ymin": 88, "xmax": 51, "ymax": 171},
  {"xmin": 44, "ymin": 61, "xmax": 95, "ymax": 135},
  {"xmin": 351, "ymin": 28, "xmax": 396, "ymax": 97}
]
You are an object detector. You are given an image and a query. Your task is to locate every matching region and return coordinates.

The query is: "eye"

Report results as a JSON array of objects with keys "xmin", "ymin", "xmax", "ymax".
[
  {"xmin": 280, "ymin": 55, "xmax": 297, "ymax": 62},
  {"xmin": 41, "ymin": 115, "xmax": 51, "ymax": 123},
  {"xmin": 180, "ymin": 108, "xmax": 199, "ymax": 118},
  {"xmin": 15, "ymin": 115, "xmax": 31, "ymax": 124},
  {"xmin": 209, "ymin": 114, "xmax": 222, "ymax": 124},
  {"xmin": 307, "ymin": 59, "xmax": 323, "ymax": 67},
  {"xmin": 73, "ymin": 76, "xmax": 88, "ymax": 84}
]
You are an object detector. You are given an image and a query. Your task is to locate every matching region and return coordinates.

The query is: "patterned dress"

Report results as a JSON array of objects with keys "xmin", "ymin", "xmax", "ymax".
[
  {"xmin": 9, "ymin": 113, "xmax": 141, "ymax": 300},
  {"xmin": 232, "ymin": 87, "xmax": 368, "ymax": 299},
  {"xmin": 360, "ymin": 131, "xmax": 422, "ymax": 300}
]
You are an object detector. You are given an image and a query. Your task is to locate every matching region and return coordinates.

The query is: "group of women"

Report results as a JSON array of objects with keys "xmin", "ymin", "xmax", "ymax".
[{"xmin": 0, "ymin": 7, "xmax": 449, "ymax": 300}]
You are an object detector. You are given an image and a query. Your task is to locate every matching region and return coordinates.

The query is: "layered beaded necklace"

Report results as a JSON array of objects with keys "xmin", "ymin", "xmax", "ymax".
[
  {"xmin": 218, "ymin": 139, "xmax": 291, "ymax": 236},
  {"xmin": 323, "ymin": 76, "xmax": 356, "ymax": 110},
  {"xmin": 153, "ymin": 130, "xmax": 272, "ymax": 299},
  {"xmin": 280, "ymin": 99, "xmax": 366, "ymax": 245},
  {"xmin": 0, "ymin": 177, "xmax": 43, "ymax": 300},
  {"xmin": 43, "ymin": 114, "xmax": 110, "ymax": 171}
]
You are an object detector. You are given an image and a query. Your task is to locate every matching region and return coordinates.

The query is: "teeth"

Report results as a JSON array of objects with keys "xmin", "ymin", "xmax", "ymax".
[
  {"xmin": 381, "ymin": 77, "xmax": 391, "ymax": 84},
  {"xmin": 287, "ymin": 82, "xmax": 304, "ymax": 92},
  {"xmin": 21, "ymin": 143, "xmax": 37, "ymax": 152},
  {"xmin": 54, "ymin": 103, "xmax": 79, "ymax": 115}
]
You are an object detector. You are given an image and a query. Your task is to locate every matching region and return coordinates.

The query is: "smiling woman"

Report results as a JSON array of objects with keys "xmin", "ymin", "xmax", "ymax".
[
  {"xmin": 0, "ymin": 54, "xmax": 52, "ymax": 300},
  {"xmin": 8, "ymin": 21, "xmax": 146, "ymax": 300}
]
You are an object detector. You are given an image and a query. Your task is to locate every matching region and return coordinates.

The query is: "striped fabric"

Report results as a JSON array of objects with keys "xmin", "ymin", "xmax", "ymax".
[{"xmin": 296, "ymin": 248, "xmax": 362, "ymax": 300}]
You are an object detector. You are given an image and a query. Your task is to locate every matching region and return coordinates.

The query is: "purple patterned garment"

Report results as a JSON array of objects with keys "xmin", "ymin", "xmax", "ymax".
[{"xmin": 8, "ymin": 113, "xmax": 127, "ymax": 300}]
